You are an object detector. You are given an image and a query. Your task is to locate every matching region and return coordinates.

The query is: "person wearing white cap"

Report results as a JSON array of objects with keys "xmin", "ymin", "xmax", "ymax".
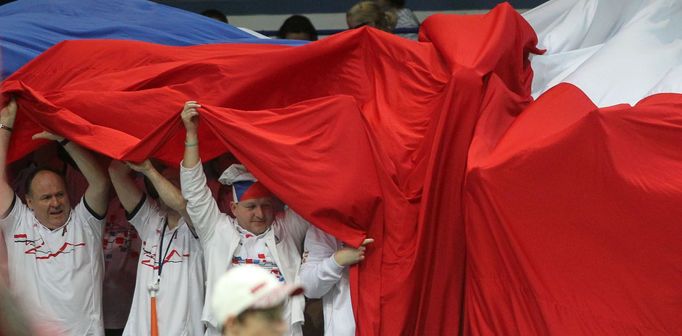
[
  {"xmin": 212, "ymin": 264, "xmax": 304, "ymax": 336},
  {"xmin": 179, "ymin": 101, "xmax": 310, "ymax": 336}
]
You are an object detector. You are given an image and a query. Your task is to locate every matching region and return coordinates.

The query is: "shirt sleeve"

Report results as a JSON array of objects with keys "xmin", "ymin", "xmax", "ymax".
[
  {"xmin": 0, "ymin": 194, "xmax": 26, "ymax": 233},
  {"xmin": 282, "ymin": 207, "xmax": 311, "ymax": 253},
  {"xmin": 180, "ymin": 160, "xmax": 225, "ymax": 243},
  {"xmin": 75, "ymin": 197, "xmax": 107, "ymax": 241},
  {"xmin": 299, "ymin": 225, "xmax": 346, "ymax": 299},
  {"xmin": 127, "ymin": 195, "xmax": 161, "ymax": 240}
]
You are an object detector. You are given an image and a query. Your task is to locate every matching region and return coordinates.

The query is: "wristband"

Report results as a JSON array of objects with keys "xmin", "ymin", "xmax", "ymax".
[
  {"xmin": 0, "ymin": 123, "xmax": 12, "ymax": 132},
  {"xmin": 184, "ymin": 141, "xmax": 198, "ymax": 147}
]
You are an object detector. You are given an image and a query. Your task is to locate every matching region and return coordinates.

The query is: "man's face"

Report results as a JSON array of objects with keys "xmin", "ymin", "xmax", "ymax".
[
  {"xmin": 231, "ymin": 197, "xmax": 275, "ymax": 235},
  {"xmin": 26, "ymin": 171, "xmax": 71, "ymax": 229}
]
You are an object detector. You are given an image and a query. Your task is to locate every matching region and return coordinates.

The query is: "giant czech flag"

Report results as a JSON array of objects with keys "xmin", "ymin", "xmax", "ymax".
[
  {"xmin": 0, "ymin": 0, "xmax": 301, "ymax": 79},
  {"xmin": 1, "ymin": 0, "xmax": 681, "ymax": 335}
]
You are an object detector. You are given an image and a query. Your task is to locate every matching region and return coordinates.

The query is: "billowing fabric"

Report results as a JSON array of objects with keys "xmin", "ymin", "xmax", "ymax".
[
  {"xmin": 462, "ymin": 0, "xmax": 682, "ymax": 335},
  {"xmin": 0, "ymin": 0, "xmax": 302, "ymax": 79},
  {"xmin": 525, "ymin": 0, "xmax": 682, "ymax": 106},
  {"xmin": 0, "ymin": 4, "xmax": 538, "ymax": 334},
  {"xmin": 2, "ymin": 0, "xmax": 681, "ymax": 335}
]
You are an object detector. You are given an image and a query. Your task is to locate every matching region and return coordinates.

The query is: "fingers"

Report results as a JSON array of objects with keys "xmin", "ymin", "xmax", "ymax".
[
  {"xmin": 31, "ymin": 131, "xmax": 51, "ymax": 140},
  {"xmin": 125, "ymin": 160, "xmax": 149, "ymax": 172},
  {"xmin": 124, "ymin": 161, "xmax": 138, "ymax": 169},
  {"xmin": 182, "ymin": 101, "xmax": 202, "ymax": 128},
  {"xmin": 183, "ymin": 101, "xmax": 202, "ymax": 113}
]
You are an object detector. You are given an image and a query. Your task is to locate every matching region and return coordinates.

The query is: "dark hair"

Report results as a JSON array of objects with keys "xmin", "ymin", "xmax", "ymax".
[
  {"xmin": 386, "ymin": 0, "xmax": 406, "ymax": 8},
  {"xmin": 347, "ymin": 1, "xmax": 395, "ymax": 32},
  {"xmin": 201, "ymin": 9, "xmax": 228, "ymax": 23},
  {"xmin": 277, "ymin": 15, "xmax": 318, "ymax": 41},
  {"xmin": 24, "ymin": 168, "xmax": 65, "ymax": 196}
]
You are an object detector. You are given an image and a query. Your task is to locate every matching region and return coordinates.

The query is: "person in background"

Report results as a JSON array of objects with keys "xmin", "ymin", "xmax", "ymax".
[
  {"xmin": 277, "ymin": 15, "xmax": 318, "ymax": 41},
  {"xmin": 346, "ymin": 1, "xmax": 396, "ymax": 32},
  {"xmin": 212, "ymin": 265, "xmax": 304, "ymax": 336},
  {"xmin": 202, "ymin": 9, "xmax": 228, "ymax": 23},
  {"xmin": 102, "ymin": 195, "xmax": 141, "ymax": 336},
  {"xmin": 377, "ymin": 0, "xmax": 420, "ymax": 39},
  {"xmin": 299, "ymin": 226, "xmax": 373, "ymax": 336}
]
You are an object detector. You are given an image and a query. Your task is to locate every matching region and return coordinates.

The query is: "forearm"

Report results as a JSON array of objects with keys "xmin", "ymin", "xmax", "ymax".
[
  {"xmin": 182, "ymin": 130, "xmax": 199, "ymax": 168},
  {"xmin": 108, "ymin": 162, "xmax": 143, "ymax": 213},
  {"xmin": 63, "ymin": 142, "xmax": 109, "ymax": 215},
  {"xmin": 0, "ymin": 130, "xmax": 13, "ymax": 215},
  {"xmin": 145, "ymin": 168, "xmax": 186, "ymax": 213},
  {"xmin": 300, "ymin": 256, "xmax": 345, "ymax": 299},
  {"xmin": 180, "ymin": 160, "xmax": 221, "ymax": 240}
]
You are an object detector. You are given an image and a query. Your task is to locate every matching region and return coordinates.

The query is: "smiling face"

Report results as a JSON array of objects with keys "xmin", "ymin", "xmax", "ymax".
[
  {"xmin": 231, "ymin": 197, "xmax": 275, "ymax": 235},
  {"xmin": 26, "ymin": 170, "xmax": 71, "ymax": 229}
]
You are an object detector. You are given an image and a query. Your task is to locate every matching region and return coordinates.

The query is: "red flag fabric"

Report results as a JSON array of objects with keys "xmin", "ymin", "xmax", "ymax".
[
  {"xmin": 4, "ymin": 1, "xmax": 680, "ymax": 335},
  {"xmin": 1, "ymin": 4, "xmax": 538, "ymax": 335},
  {"xmin": 465, "ymin": 83, "xmax": 682, "ymax": 335}
]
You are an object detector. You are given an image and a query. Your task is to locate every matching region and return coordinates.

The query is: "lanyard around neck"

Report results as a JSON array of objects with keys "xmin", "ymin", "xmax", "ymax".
[{"xmin": 157, "ymin": 218, "xmax": 178, "ymax": 281}]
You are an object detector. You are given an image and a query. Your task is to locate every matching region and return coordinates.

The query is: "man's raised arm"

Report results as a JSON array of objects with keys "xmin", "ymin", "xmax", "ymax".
[
  {"xmin": 0, "ymin": 98, "xmax": 17, "ymax": 217},
  {"xmin": 32, "ymin": 131, "xmax": 110, "ymax": 217}
]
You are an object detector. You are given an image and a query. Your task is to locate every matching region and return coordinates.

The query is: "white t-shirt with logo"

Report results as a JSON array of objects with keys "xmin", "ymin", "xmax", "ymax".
[
  {"xmin": 123, "ymin": 197, "xmax": 204, "ymax": 336},
  {"xmin": 0, "ymin": 195, "xmax": 105, "ymax": 336}
]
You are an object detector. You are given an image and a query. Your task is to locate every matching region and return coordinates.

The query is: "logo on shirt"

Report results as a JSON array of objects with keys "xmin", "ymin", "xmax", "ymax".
[
  {"xmin": 232, "ymin": 255, "xmax": 285, "ymax": 282},
  {"xmin": 140, "ymin": 243, "xmax": 190, "ymax": 269},
  {"xmin": 13, "ymin": 234, "xmax": 86, "ymax": 260}
]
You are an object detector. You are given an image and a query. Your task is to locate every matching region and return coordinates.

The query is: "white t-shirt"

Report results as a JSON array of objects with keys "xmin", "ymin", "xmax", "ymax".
[
  {"xmin": 123, "ymin": 196, "xmax": 204, "ymax": 336},
  {"xmin": 0, "ymin": 195, "xmax": 105, "ymax": 336}
]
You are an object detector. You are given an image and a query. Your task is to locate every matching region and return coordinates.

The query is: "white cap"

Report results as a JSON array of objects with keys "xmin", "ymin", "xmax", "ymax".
[{"xmin": 212, "ymin": 265, "xmax": 304, "ymax": 328}]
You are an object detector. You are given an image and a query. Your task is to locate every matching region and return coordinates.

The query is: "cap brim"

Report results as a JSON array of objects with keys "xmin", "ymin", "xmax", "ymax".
[{"xmin": 251, "ymin": 283, "xmax": 304, "ymax": 309}]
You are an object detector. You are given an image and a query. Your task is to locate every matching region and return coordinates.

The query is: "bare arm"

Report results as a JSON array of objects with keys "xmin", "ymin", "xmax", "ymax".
[
  {"xmin": 127, "ymin": 160, "xmax": 189, "ymax": 220},
  {"xmin": 181, "ymin": 101, "xmax": 201, "ymax": 169},
  {"xmin": 108, "ymin": 160, "xmax": 143, "ymax": 213},
  {"xmin": 0, "ymin": 98, "xmax": 16, "ymax": 217},
  {"xmin": 32, "ymin": 132, "xmax": 110, "ymax": 217}
]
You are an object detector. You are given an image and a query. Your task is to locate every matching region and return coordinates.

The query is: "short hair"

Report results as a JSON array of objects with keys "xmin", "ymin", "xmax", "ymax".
[
  {"xmin": 347, "ymin": 1, "xmax": 395, "ymax": 32},
  {"xmin": 277, "ymin": 15, "xmax": 318, "ymax": 41},
  {"xmin": 386, "ymin": 0, "xmax": 406, "ymax": 8},
  {"xmin": 24, "ymin": 168, "xmax": 65, "ymax": 196},
  {"xmin": 201, "ymin": 9, "xmax": 228, "ymax": 23}
]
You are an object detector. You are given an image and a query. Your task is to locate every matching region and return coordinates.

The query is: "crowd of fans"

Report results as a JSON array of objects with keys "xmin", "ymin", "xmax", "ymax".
[
  {"xmin": 0, "ymin": 1, "xmax": 421, "ymax": 336},
  {"xmin": 203, "ymin": 0, "xmax": 420, "ymax": 41}
]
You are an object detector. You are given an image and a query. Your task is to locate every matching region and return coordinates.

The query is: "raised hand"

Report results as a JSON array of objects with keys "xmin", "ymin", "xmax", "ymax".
[
  {"xmin": 333, "ymin": 238, "xmax": 374, "ymax": 266},
  {"xmin": 32, "ymin": 130, "xmax": 65, "ymax": 142},
  {"xmin": 0, "ymin": 97, "xmax": 17, "ymax": 127},
  {"xmin": 181, "ymin": 101, "xmax": 201, "ymax": 133},
  {"xmin": 126, "ymin": 159, "xmax": 154, "ymax": 174}
]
